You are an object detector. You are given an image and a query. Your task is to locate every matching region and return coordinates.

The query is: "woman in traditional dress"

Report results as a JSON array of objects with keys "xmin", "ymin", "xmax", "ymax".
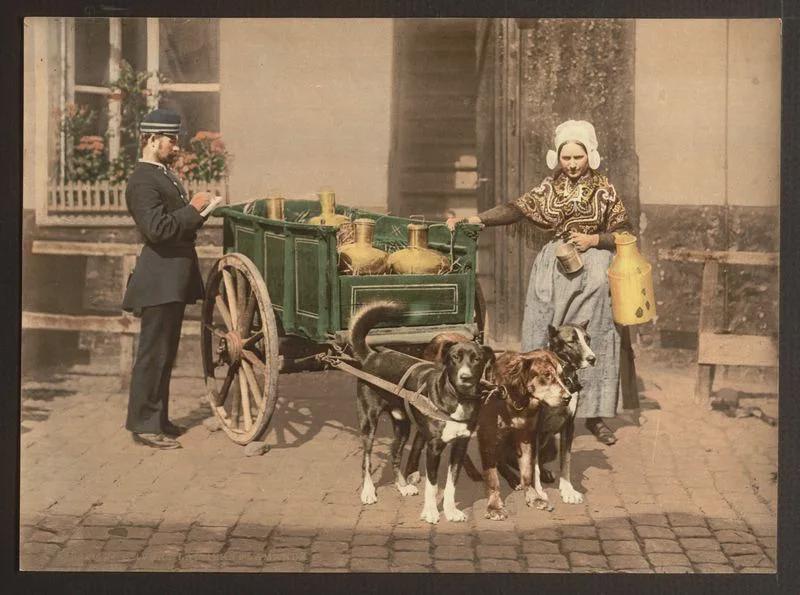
[{"xmin": 446, "ymin": 120, "xmax": 638, "ymax": 445}]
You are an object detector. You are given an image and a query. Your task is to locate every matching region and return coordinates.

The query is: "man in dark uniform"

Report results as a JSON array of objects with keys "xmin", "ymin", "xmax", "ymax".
[{"xmin": 122, "ymin": 108, "xmax": 211, "ymax": 449}]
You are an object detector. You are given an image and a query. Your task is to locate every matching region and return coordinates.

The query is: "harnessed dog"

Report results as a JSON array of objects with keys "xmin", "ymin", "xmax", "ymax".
[
  {"xmin": 349, "ymin": 302, "xmax": 494, "ymax": 524},
  {"xmin": 530, "ymin": 322, "xmax": 596, "ymax": 507},
  {"xmin": 476, "ymin": 349, "xmax": 570, "ymax": 520}
]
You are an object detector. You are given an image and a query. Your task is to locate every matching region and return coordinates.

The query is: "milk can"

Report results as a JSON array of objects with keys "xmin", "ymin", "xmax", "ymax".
[
  {"xmin": 308, "ymin": 189, "xmax": 351, "ymax": 227},
  {"xmin": 263, "ymin": 194, "xmax": 285, "ymax": 220},
  {"xmin": 606, "ymin": 232, "xmax": 656, "ymax": 325},
  {"xmin": 337, "ymin": 218, "xmax": 388, "ymax": 275},
  {"xmin": 387, "ymin": 223, "xmax": 450, "ymax": 274}
]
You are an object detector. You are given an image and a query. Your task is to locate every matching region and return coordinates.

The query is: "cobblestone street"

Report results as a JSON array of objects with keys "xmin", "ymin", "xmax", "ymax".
[{"xmin": 19, "ymin": 348, "xmax": 777, "ymax": 573}]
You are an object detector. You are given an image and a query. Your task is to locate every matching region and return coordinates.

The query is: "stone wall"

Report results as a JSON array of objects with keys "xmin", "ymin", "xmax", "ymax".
[
  {"xmin": 21, "ymin": 211, "xmax": 222, "ymax": 372},
  {"xmin": 640, "ymin": 204, "xmax": 778, "ymax": 346}
]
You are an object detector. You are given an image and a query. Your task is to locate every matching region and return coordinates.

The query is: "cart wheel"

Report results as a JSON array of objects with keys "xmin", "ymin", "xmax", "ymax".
[
  {"xmin": 201, "ymin": 253, "xmax": 280, "ymax": 445},
  {"xmin": 475, "ymin": 281, "xmax": 487, "ymax": 343}
]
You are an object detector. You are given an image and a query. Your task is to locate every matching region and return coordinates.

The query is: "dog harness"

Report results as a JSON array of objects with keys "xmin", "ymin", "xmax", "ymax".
[
  {"xmin": 398, "ymin": 361, "xmax": 438, "ymax": 425},
  {"xmin": 323, "ymin": 356, "xmax": 453, "ymax": 423}
]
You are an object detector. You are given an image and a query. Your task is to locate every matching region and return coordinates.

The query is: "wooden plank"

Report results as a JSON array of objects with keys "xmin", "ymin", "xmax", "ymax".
[
  {"xmin": 658, "ymin": 248, "xmax": 778, "ymax": 267},
  {"xmin": 698, "ymin": 259, "xmax": 720, "ymax": 333},
  {"xmin": 32, "ymin": 240, "xmax": 223, "ymax": 259},
  {"xmin": 698, "ymin": 332, "xmax": 778, "ymax": 367},
  {"xmin": 22, "ymin": 311, "xmax": 201, "ymax": 336},
  {"xmin": 402, "ymin": 162, "xmax": 478, "ymax": 174},
  {"xmin": 400, "ymin": 169, "xmax": 478, "ymax": 193},
  {"xmin": 506, "ymin": 19, "xmax": 522, "ymax": 345},
  {"xmin": 160, "ymin": 82, "xmax": 221, "ymax": 93},
  {"xmin": 73, "ymin": 84, "xmax": 111, "ymax": 95}
]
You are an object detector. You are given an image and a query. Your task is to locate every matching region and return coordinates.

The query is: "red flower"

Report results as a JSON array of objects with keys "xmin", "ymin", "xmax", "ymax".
[
  {"xmin": 192, "ymin": 130, "xmax": 222, "ymax": 143},
  {"xmin": 77, "ymin": 135, "xmax": 105, "ymax": 154},
  {"xmin": 210, "ymin": 138, "xmax": 226, "ymax": 154}
]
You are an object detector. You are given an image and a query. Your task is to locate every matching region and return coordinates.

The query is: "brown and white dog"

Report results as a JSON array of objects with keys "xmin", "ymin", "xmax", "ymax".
[
  {"xmin": 477, "ymin": 349, "xmax": 568, "ymax": 520},
  {"xmin": 349, "ymin": 303, "xmax": 494, "ymax": 524}
]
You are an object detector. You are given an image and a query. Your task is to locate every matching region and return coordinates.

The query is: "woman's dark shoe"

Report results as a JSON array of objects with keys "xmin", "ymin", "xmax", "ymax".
[
  {"xmin": 163, "ymin": 422, "xmax": 187, "ymax": 437},
  {"xmin": 585, "ymin": 418, "xmax": 617, "ymax": 445},
  {"xmin": 131, "ymin": 432, "xmax": 182, "ymax": 449}
]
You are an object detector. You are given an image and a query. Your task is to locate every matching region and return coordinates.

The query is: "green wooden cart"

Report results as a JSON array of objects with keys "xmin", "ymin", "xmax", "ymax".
[{"xmin": 201, "ymin": 199, "xmax": 485, "ymax": 444}]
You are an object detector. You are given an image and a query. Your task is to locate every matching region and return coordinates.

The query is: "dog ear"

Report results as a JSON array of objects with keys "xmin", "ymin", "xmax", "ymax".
[
  {"xmin": 577, "ymin": 320, "xmax": 590, "ymax": 330},
  {"xmin": 547, "ymin": 324, "xmax": 558, "ymax": 338},
  {"xmin": 481, "ymin": 344, "xmax": 496, "ymax": 365},
  {"xmin": 439, "ymin": 340, "xmax": 459, "ymax": 359}
]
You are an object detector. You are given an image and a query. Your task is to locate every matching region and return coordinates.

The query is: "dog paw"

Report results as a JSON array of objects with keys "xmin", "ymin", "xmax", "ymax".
[
  {"xmin": 397, "ymin": 483, "xmax": 419, "ymax": 497},
  {"xmin": 420, "ymin": 506, "xmax": 440, "ymax": 525},
  {"xmin": 525, "ymin": 487, "xmax": 547, "ymax": 507},
  {"xmin": 559, "ymin": 483, "xmax": 583, "ymax": 504},
  {"xmin": 360, "ymin": 483, "xmax": 378, "ymax": 505},
  {"xmin": 444, "ymin": 506, "xmax": 467, "ymax": 522},
  {"xmin": 484, "ymin": 507, "xmax": 508, "ymax": 521},
  {"xmin": 513, "ymin": 483, "xmax": 525, "ymax": 491},
  {"xmin": 406, "ymin": 471, "xmax": 421, "ymax": 485}
]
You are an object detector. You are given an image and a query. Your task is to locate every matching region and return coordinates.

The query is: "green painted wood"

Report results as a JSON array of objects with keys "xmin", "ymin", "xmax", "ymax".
[
  {"xmin": 339, "ymin": 273, "xmax": 471, "ymax": 330},
  {"xmin": 282, "ymin": 229, "xmax": 297, "ymax": 335},
  {"xmin": 213, "ymin": 200, "xmax": 480, "ymax": 344},
  {"xmin": 262, "ymin": 226, "xmax": 285, "ymax": 310}
]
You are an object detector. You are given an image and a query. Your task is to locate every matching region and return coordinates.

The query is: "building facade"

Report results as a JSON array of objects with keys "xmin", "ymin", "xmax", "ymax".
[{"xmin": 22, "ymin": 17, "xmax": 780, "ymax": 350}]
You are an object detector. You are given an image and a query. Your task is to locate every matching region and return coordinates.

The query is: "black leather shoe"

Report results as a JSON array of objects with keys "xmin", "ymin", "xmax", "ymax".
[
  {"xmin": 585, "ymin": 418, "xmax": 617, "ymax": 445},
  {"xmin": 131, "ymin": 432, "xmax": 182, "ymax": 449},
  {"xmin": 162, "ymin": 422, "xmax": 188, "ymax": 437}
]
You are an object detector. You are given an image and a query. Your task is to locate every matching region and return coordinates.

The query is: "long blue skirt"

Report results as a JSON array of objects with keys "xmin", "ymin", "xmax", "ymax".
[{"xmin": 520, "ymin": 239, "xmax": 621, "ymax": 419}]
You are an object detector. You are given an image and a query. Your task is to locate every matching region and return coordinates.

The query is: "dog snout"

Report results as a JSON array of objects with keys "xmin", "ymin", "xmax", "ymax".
[
  {"xmin": 458, "ymin": 370, "xmax": 475, "ymax": 383},
  {"xmin": 587, "ymin": 354, "xmax": 596, "ymax": 366}
]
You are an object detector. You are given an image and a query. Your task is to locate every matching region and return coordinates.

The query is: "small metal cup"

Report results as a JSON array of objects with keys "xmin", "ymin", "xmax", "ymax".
[
  {"xmin": 555, "ymin": 241, "xmax": 583, "ymax": 273},
  {"xmin": 264, "ymin": 195, "xmax": 285, "ymax": 220}
]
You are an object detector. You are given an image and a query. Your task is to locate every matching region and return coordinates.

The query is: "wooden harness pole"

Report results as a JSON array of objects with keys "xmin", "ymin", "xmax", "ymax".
[{"xmin": 657, "ymin": 248, "xmax": 778, "ymax": 406}]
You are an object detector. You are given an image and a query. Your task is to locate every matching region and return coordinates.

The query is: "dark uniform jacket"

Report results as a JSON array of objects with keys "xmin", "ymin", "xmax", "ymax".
[{"xmin": 122, "ymin": 161, "xmax": 206, "ymax": 312}]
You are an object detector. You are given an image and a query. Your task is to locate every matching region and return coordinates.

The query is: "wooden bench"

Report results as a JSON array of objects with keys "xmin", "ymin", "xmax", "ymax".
[
  {"xmin": 658, "ymin": 248, "xmax": 778, "ymax": 405},
  {"xmin": 23, "ymin": 240, "xmax": 223, "ymax": 389}
]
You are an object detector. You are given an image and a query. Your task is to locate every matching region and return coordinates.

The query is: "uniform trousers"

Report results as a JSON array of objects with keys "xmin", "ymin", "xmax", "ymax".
[{"xmin": 125, "ymin": 301, "xmax": 186, "ymax": 434}]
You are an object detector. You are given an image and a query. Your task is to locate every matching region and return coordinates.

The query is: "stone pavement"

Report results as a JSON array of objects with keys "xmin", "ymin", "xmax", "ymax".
[{"xmin": 19, "ymin": 348, "xmax": 777, "ymax": 573}]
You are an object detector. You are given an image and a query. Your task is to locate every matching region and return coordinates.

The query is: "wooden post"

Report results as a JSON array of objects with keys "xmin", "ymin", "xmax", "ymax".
[
  {"xmin": 146, "ymin": 18, "xmax": 160, "ymax": 109},
  {"xmin": 119, "ymin": 254, "xmax": 137, "ymax": 391},
  {"xmin": 695, "ymin": 259, "xmax": 719, "ymax": 406},
  {"xmin": 108, "ymin": 18, "xmax": 122, "ymax": 161}
]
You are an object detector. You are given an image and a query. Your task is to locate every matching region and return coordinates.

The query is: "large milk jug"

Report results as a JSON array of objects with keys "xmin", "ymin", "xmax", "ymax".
[{"xmin": 606, "ymin": 232, "xmax": 656, "ymax": 325}]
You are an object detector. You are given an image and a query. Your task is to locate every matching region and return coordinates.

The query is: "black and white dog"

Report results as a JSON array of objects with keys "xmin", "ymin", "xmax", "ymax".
[
  {"xmin": 531, "ymin": 321, "xmax": 596, "ymax": 507},
  {"xmin": 350, "ymin": 301, "xmax": 494, "ymax": 524}
]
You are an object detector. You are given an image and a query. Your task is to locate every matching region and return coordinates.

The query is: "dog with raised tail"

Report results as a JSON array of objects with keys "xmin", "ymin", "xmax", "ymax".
[{"xmin": 349, "ymin": 301, "xmax": 494, "ymax": 524}]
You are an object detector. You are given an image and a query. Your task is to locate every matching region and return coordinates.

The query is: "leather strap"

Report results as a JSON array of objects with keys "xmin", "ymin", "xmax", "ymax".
[
  {"xmin": 330, "ymin": 359, "xmax": 452, "ymax": 422},
  {"xmin": 398, "ymin": 361, "xmax": 431, "ymax": 425}
]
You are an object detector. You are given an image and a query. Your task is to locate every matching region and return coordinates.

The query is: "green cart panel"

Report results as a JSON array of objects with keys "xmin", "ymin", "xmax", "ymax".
[
  {"xmin": 216, "ymin": 199, "xmax": 480, "ymax": 343},
  {"xmin": 339, "ymin": 273, "xmax": 471, "ymax": 329}
]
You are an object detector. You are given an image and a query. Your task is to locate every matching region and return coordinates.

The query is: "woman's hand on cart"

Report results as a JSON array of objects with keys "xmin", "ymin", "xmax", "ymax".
[{"xmin": 445, "ymin": 215, "xmax": 484, "ymax": 232}]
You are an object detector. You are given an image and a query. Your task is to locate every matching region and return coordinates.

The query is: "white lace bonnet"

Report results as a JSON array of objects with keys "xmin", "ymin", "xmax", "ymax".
[{"xmin": 546, "ymin": 120, "xmax": 601, "ymax": 170}]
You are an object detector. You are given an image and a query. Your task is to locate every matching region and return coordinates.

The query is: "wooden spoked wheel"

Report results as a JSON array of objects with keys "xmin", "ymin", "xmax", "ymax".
[{"xmin": 201, "ymin": 253, "xmax": 280, "ymax": 445}]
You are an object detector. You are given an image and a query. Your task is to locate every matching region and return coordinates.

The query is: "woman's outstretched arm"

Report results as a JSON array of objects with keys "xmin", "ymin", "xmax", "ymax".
[{"xmin": 446, "ymin": 203, "xmax": 525, "ymax": 230}]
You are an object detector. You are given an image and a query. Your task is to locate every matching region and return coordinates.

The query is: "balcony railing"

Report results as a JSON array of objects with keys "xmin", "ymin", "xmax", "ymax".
[{"xmin": 40, "ymin": 179, "xmax": 230, "ymax": 226}]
